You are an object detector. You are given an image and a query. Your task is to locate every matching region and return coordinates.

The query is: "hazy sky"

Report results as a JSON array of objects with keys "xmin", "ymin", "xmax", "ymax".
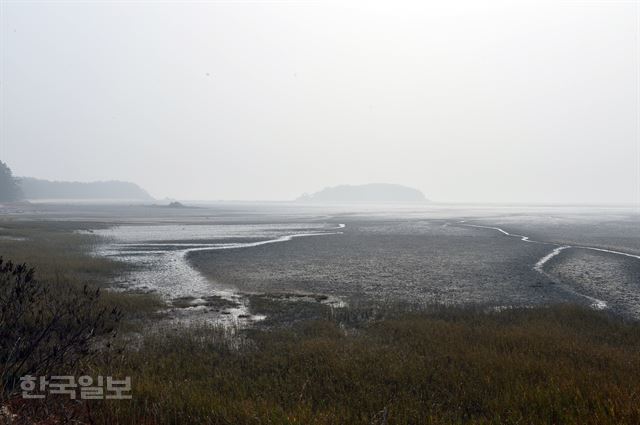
[{"xmin": 1, "ymin": 0, "xmax": 638, "ymax": 203}]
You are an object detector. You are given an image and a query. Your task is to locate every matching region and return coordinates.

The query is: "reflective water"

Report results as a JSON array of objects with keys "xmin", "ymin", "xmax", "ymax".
[{"xmin": 91, "ymin": 222, "xmax": 345, "ymax": 324}]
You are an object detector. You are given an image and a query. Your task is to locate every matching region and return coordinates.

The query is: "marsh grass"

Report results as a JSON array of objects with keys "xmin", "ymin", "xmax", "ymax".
[
  {"xmin": 86, "ymin": 305, "xmax": 640, "ymax": 425},
  {"xmin": 0, "ymin": 220, "xmax": 164, "ymax": 321}
]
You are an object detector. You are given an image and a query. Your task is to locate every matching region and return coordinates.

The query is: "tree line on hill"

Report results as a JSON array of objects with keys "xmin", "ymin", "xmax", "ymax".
[
  {"xmin": 0, "ymin": 161, "xmax": 22, "ymax": 202},
  {"xmin": 0, "ymin": 161, "xmax": 152, "ymax": 202}
]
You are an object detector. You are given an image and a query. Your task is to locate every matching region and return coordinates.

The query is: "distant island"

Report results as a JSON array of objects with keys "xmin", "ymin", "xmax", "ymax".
[
  {"xmin": 167, "ymin": 201, "xmax": 186, "ymax": 208},
  {"xmin": 19, "ymin": 177, "xmax": 153, "ymax": 201},
  {"xmin": 153, "ymin": 201, "xmax": 193, "ymax": 208},
  {"xmin": 296, "ymin": 183, "xmax": 429, "ymax": 204}
]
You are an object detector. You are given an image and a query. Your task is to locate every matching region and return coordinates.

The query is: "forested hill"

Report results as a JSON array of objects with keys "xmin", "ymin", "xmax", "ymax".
[{"xmin": 19, "ymin": 177, "xmax": 153, "ymax": 200}]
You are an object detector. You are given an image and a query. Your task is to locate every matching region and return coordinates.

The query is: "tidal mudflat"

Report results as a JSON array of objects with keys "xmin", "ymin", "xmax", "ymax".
[
  {"xmin": 43, "ymin": 202, "xmax": 638, "ymax": 323},
  {"xmin": 89, "ymin": 221, "xmax": 345, "ymax": 325},
  {"xmin": 8, "ymin": 202, "xmax": 636, "ymax": 323},
  {"xmin": 196, "ymin": 210, "xmax": 633, "ymax": 317}
]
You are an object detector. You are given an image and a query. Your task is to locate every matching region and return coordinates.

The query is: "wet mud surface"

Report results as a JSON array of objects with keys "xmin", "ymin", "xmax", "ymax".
[{"xmin": 22, "ymin": 202, "xmax": 637, "ymax": 322}]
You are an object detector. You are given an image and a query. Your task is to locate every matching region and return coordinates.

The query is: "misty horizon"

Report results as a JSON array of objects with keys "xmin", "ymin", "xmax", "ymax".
[{"xmin": 1, "ymin": 1, "xmax": 639, "ymax": 204}]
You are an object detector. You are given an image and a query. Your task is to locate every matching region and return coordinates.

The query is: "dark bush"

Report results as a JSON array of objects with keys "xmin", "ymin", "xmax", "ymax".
[{"xmin": 0, "ymin": 258, "xmax": 121, "ymax": 399}]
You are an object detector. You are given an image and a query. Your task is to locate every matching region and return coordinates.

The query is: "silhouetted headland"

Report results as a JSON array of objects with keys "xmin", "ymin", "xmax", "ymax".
[
  {"xmin": 19, "ymin": 177, "xmax": 153, "ymax": 201},
  {"xmin": 296, "ymin": 183, "xmax": 429, "ymax": 204}
]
